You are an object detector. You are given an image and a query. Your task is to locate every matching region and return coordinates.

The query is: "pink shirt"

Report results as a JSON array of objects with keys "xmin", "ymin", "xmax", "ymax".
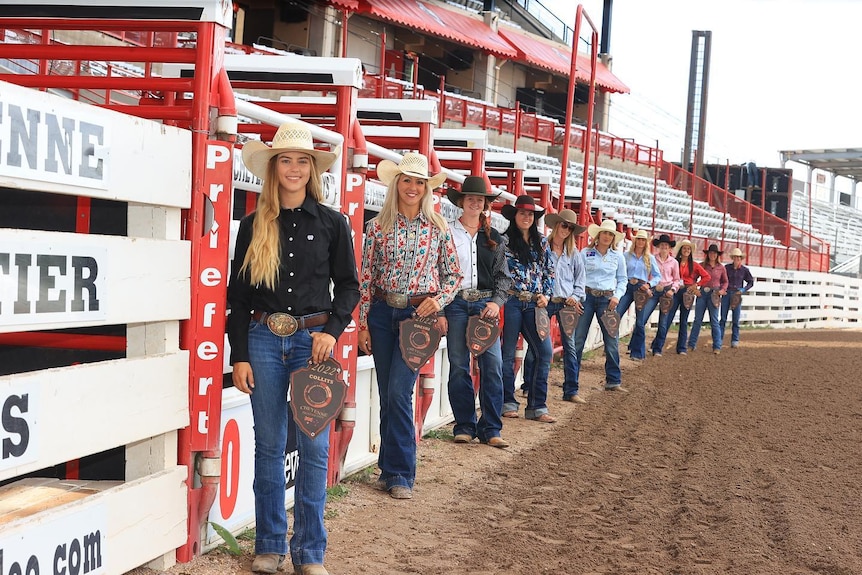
[
  {"xmin": 654, "ymin": 253, "xmax": 682, "ymax": 291},
  {"xmin": 702, "ymin": 261, "xmax": 728, "ymax": 291}
]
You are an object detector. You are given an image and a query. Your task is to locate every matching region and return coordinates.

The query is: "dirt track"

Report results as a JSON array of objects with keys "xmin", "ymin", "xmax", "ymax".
[{"xmin": 151, "ymin": 328, "xmax": 862, "ymax": 575}]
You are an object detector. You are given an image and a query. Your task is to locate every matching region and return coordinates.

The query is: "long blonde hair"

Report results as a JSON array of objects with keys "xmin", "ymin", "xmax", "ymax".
[
  {"xmin": 628, "ymin": 234, "xmax": 652, "ymax": 276},
  {"xmin": 548, "ymin": 223, "xmax": 576, "ymax": 255},
  {"xmin": 373, "ymin": 174, "xmax": 447, "ymax": 233},
  {"xmin": 239, "ymin": 154, "xmax": 323, "ymax": 290}
]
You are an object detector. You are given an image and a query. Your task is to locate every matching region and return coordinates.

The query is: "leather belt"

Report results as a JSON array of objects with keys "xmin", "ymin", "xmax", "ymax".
[
  {"xmin": 374, "ymin": 289, "xmax": 434, "ymax": 309},
  {"xmin": 507, "ymin": 290, "xmax": 539, "ymax": 302},
  {"xmin": 586, "ymin": 287, "xmax": 614, "ymax": 297},
  {"xmin": 457, "ymin": 288, "xmax": 493, "ymax": 302},
  {"xmin": 549, "ymin": 296, "xmax": 568, "ymax": 304},
  {"xmin": 252, "ymin": 310, "xmax": 329, "ymax": 337},
  {"xmin": 701, "ymin": 286, "xmax": 713, "ymax": 293}
]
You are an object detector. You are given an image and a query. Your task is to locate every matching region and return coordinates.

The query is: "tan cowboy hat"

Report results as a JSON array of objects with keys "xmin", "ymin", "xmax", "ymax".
[
  {"xmin": 673, "ymin": 238, "xmax": 696, "ymax": 257},
  {"xmin": 587, "ymin": 219, "xmax": 624, "ymax": 243},
  {"xmin": 446, "ymin": 175, "xmax": 500, "ymax": 205},
  {"xmin": 728, "ymin": 247, "xmax": 745, "ymax": 258},
  {"xmin": 501, "ymin": 194, "xmax": 546, "ymax": 220},
  {"xmin": 632, "ymin": 229, "xmax": 650, "ymax": 241},
  {"xmin": 544, "ymin": 209, "xmax": 587, "ymax": 235},
  {"xmin": 241, "ymin": 122, "xmax": 339, "ymax": 180},
  {"xmin": 377, "ymin": 152, "xmax": 447, "ymax": 190}
]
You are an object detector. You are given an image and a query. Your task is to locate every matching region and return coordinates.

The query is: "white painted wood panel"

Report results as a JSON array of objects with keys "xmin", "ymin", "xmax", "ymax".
[
  {"xmin": 0, "ymin": 228, "xmax": 190, "ymax": 332},
  {"xmin": 0, "ymin": 467, "xmax": 187, "ymax": 574},
  {"xmin": 0, "ymin": 353, "xmax": 189, "ymax": 482},
  {"xmin": 0, "ymin": 79, "xmax": 191, "ymax": 207}
]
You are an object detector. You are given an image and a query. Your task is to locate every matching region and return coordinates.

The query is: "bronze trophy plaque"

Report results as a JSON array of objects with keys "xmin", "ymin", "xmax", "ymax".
[
  {"xmin": 634, "ymin": 289, "xmax": 649, "ymax": 312},
  {"xmin": 558, "ymin": 306, "xmax": 580, "ymax": 339},
  {"xmin": 730, "ymin": 291, "xmax": 743, "ymax": 310},
  {"xmin": 399, "ymin": 315, "xmax": 442, "ymax": 371},
  {"xmin": 682, "ymin": 290, "xmax": 695, "ymax": 310},
  {"xmin": 289, "ymin": 357, "xmax": 347, "ymax": 438},
  {"xmin": 467, "ymin": 315, "xmax": 500, "ymax": 356},
  {"xmin": 710, "ymin": 290, "xmax": 722, "ymax": 308},
  {"xmin": 534, "ymin": 306, "xmax": 550, "ymax": 341},
  {"xmin": 600, "ymin": 308, "xmax": 621, "ymax": 338},
  {"xmin": 659, "ymin": 292, "xmax": 673, "ymax": 315}
]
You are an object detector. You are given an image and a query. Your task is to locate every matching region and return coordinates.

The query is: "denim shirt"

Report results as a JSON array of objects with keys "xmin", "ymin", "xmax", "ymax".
[
  {"xmin": 549, "ymin": 248, "xmax": 586, "ymax": 302},
  {"xmin": 581, "ymin": 246, "xmax": 627, "ymax": 300}
]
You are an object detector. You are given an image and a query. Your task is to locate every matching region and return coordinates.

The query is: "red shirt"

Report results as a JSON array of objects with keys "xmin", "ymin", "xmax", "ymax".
[{"xmin": 679, "ymin": 259, "xmax": 711, "ymax": 287}]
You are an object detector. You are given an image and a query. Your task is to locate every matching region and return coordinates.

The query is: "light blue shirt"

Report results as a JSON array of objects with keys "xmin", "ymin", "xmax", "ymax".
[
  {"xmin": 549, "ymin": 248, "xmax": 586, "ymax": 302},
  {"xmin": 624, "ymin": 252, "xmax": 661, "ymax": 287},
  {"xmin": 581, "ymin": 246, "xmax": 627, "ymax": 300}
]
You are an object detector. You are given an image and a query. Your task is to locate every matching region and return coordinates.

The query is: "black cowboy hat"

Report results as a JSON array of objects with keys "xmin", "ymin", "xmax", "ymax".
[
  {"xmin": 501, "ymin": 194, "xmax": 545, "ymax": 220},
  {"xmin": 446, "ymin": 175, "xmax": 500, "ymax": 205},
  {"xmin": 703, "ymin": 243, "xmax": 724, "ymax": 255},
  {"xmin": 652, "ymin": 233, "xmax": 676, "ymax": 248}
]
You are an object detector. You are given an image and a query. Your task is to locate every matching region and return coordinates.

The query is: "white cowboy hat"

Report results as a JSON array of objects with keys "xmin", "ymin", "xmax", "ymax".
[
  {"xmin": 632, "ymin": 229, "xmax": 650, "ymax": 240},
  {"xmin": 377, "ymin": 152, "xmax": 447, "ymax": 190},
  {"xmin": 728, "ymin": 247, "xmax": 746, "ymax": 259},
  {"xmin": 544, "ymin": 209, "xmax": 587, "ymax": 235},
  {"xmin": 673, "ymin": 238, "xmax": 697, "ymax": 257},
  {"xmin": 587, "ymin": 219, "xmax": 624, "ymax": 243},
  {"xmin": 241, "ymin": 122, "xmax": 339, "ymax": 180}
]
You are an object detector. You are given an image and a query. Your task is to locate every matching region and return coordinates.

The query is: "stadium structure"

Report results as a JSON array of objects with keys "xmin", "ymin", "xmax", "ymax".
[{"xmin": 0, "ymin": 1, "xmax": 859, "ymax": 572}]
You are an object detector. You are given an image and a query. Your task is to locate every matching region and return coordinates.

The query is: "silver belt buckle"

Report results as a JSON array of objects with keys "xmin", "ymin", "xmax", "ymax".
[
  {"xmin": 518, "ymin": 291, "xmax": 533, "ymax": 302},
  {"xmin": 462, "ymin": 289, "xmax": 480, "ymax": 302},
  {"xmin": 385, "ymin": 292, "xmax": 409, "ymax": 309},
  {"xmin": 266, "ymin": 312, "xmax": 298, "ymax": 336},
  {"xmin": 702, "ymin": 287, "xmax": 712, "ymax": 293}
]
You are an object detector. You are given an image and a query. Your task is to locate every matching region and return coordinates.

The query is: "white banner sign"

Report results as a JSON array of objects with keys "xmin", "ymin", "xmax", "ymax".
[
  {"xmin": 0, "ymin": 239, "xmax": 107, "ymax": 326},
  {"xmin": 0, "ymin": 502, "xmax": 106, "ymax": 575},
  {"xmin": 0, "ymin": 380, "xmax": 39, "ymax": 474}
]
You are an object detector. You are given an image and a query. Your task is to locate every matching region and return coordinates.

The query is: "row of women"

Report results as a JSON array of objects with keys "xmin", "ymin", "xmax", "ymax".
[{"xmin": 224, "ymin": 124, "xmax": 754, "ymax": 575}]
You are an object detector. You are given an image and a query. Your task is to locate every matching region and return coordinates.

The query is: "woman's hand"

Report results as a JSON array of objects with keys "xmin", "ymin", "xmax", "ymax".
[
  {"xmin": 481, "ymin": 301, "xmax": 500, "ymax": 319},
  {"xmin": 358, "ymin": 329, "xmax": 372, "ymax": 354},
  {"xmin": 608, "ymin": 297, "xmax": 619, "ymax": 311},
  {"xmin": 232, "ymin": 361, "xmax": 254, "ymax": 394},
  {"xmin": 416, "ymin": 296, "xmax": 442, "ymax": 318},
  {"xmin": 536, "ymin": 294, "xmax": 548, "ymax": 308},
  {"xmin": 310, "ymin": 332, "xmax": 336, "ymax": 364}
]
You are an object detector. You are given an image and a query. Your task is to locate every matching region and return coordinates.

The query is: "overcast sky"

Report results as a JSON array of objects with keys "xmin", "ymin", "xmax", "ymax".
[{"xmin": 543, "ymin": 0, "xmax": 860, "ymax": 191}]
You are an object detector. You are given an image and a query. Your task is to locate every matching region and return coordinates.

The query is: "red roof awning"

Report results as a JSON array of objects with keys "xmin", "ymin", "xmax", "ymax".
[
  {"xmin": 326, "ymin": 0, "xmax": 359, "ymax": 9},
  {"xmin": 357, "ymin": 0, "xmax": 518, "ymax": 60},
  {"xmin": 497, "ymin": 27, "xmax": 629, "ymax": 94}
]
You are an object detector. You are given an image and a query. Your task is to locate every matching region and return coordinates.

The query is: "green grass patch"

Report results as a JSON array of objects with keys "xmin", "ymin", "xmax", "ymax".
[{"xmin": 423, "ymin": 427, "xmax": 454, "ymax": 441}]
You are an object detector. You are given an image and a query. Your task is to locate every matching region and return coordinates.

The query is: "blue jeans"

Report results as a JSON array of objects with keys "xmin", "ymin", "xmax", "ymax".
[
  {"xmin": 248, "ymin": 321, "xmax": 330, "ymax": 564},
  {"xmin": 647, "ymin": 290, "xmax": 671, "ymax": 354},
  {"xmin": 525, "ymin": 301, "xmax": 580, "ymax": 399},
  {"xmin": 720, "ymin": 289, "xmax": 743, "ymax": 345},
  {"xmin": 501, "ymin": 298, "xmax": 552, "ymax": 418},
  {"xmin": 575, "ymin": 292, "xmax": 621, "ymax": 388},
  {"xmin": 688, "ymin": 289, "xmax": 723, "ymax": 351},
  {"xmin": 617, "ymin": 281, "xmax": 648, "ymax": 359},
  {"xmin": 444, "ymin": 297, "xmax": 504, "ymax": 441},
  {"xmin": 662, "ymin": 289, "xmax": 692, "ymax": 354},
  {"xmin": 368, "ymin": 299, "xmax": 421, "ymax": 490}
]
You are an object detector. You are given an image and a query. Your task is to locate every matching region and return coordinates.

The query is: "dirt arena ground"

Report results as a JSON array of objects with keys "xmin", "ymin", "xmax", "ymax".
[{"xmin": 147, "ymin": 328, "xmax": 862, "ymax": 575}]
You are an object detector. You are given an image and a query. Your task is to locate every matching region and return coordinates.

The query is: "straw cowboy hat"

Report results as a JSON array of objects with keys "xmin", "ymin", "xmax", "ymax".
[
  {"xmin": 446, "ymin": 175, "xmax": 500, "ymax": 205},
  {"xmin": 673, "ymin": 238, "xmax": 697, "ymax": 257},
  {"xmin": 632, "ymin": 229, "xmax": 650, "ymax": 241},
  {"xmin": 501, "ymin": 195, "xmax": 546, "ymax": 220},
  {"xmin": 728, "ymin": 247, "xmax": 746, "ymax": 258},
  {"xmin": 587, "ymin": 219, "xmax": 624, "ymax": 243},
  {"xmin": 703, "ymin": 243, "xmax": 724, "ymax": 255},
  {"xmin": 544, "ymin": 209, "xmax": 587, "ymax": 235},
  {"xmin": 377, "ymin": 152, "xmax": 447, "ymax": 190},
  {"xmin": 652, "ymin": 233, "xmax": 676, "ymax": 248},
  {"xmin": 241, "ymin": 122, "xmax": 338, "ymax": 180}
]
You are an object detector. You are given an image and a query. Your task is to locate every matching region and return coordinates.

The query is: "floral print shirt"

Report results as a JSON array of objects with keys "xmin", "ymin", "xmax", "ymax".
[
  {"xmin": 505, "ymin": 236, "xmax": 555, "ymax": 296},
  {"xmin": 358, "ymin": 211, "xmax": 462, "ymax": 330}
]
